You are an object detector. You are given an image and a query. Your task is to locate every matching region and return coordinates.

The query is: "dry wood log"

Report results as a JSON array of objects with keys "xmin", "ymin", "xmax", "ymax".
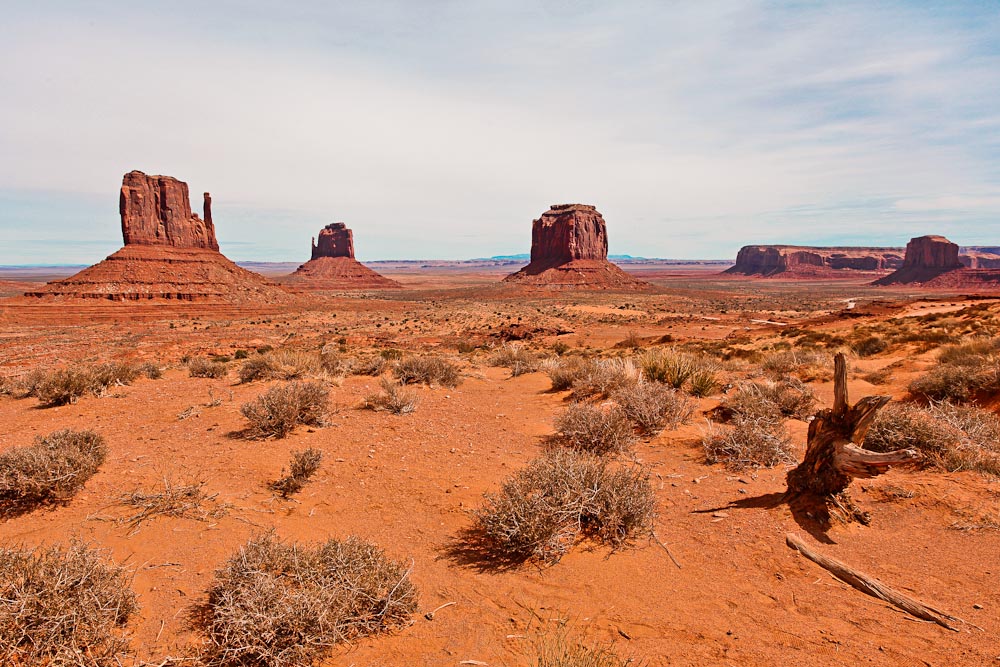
[
  {"xmin": 785, "ymin": 353, "xmax": 919, "ymax": 523},
  {"xmin": 785, "ymin": 533, "xmax": 963, "ymax": 631}
]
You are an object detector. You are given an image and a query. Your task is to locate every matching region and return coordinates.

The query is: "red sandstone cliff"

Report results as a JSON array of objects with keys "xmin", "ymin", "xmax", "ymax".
[
  {"xmin": 873, "ymin": 236, "xmax": 965, "ymax": 285},
  {"xmin": 504, "ymin": 205, "xmax": 647, "ymax": 289},
  {"xmin": 120, "ymin": 171, "xmax": 219, "ymax": 250},
  {"xmin": 725, "ymin": 245, "xmax": 904, "ymax": 277},
  {"xmin": 311, "ymin": 223, "xmax": 355, "ymax": 260},
  {"xmin": 284, "ymin": 223, "xmax": 400, "ymax": 290}
]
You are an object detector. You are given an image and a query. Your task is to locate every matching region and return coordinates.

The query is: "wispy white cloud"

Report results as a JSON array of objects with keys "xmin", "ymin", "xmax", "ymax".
[{"xmin": 1, "ymin": 0, "xmax": 998, "ymax": 262}]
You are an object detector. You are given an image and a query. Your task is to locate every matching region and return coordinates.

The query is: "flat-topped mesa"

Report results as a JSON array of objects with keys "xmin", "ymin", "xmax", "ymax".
[
  {"xmin": 504, "ymin": 204, "xmax": 648, "ymax": 289},
  {"xmin": 873, "ymin": 235, "xmax": 973, "ymax": 286},
  {"xmin": 120, "ymin": 170, "xmax": 219, "ymax": 250},
  {"xmin": 530, "ymin": 204, "xmax": 608, "ymax": 264},
  {"xmin": 725, "ymin": 245, "xmax": 904, "ymax": 277},
  {"xmin": 311, "ymin": 222, "xmax": 355, "ymax": 259}
]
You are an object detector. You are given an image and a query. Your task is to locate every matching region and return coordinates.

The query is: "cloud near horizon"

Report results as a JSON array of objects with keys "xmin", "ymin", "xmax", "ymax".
[{"xmin": 1, "ymin": 1, "xmax": 999, "ymax": 263}]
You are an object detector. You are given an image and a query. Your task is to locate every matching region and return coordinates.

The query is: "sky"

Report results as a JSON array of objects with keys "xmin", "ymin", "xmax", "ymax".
[{"xmin": 1, "ymin": 0, "xmax": 999, "ymax": 263}]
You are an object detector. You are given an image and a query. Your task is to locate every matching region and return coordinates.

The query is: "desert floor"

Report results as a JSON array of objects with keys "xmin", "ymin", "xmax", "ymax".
[{"xmin": 0, "ymin": 266, "xmax": 997, "ymax": 666}]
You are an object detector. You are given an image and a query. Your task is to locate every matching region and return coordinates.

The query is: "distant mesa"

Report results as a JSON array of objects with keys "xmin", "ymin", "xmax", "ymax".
[
  {"xmin": 874, "ymin": 235, "xmax": 1000, "ymax": 287},
  {"xmin": 725, "ymin": 245, "xmax": 904, "ymax": 277},
  {"xmin": 282, "ymin": 223, "xmax": 400, "ymax": 290},
  {"xmin": 503, "ymin": 204, "xmax": 649, "ymax": 289},
  {"xmin": 26, "ymin": 171, "xmax": 289, "ymax": 303}
]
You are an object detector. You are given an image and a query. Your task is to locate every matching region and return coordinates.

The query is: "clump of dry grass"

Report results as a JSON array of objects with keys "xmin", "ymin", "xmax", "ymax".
[
  {"xmin": 363, "ymin": 377, "xmax": 418, "ymax": 414},
  {"xmin": 640, "ymin": 348, "xmax": 696, "ymax": 388},
  {"xmin": 240, "ymin": 381, "xmax": 329, "ymax": 439},
  {"xmin": 611, "ymin": 382, "xmax": 693, "ymax": 435},
  {"xmin": 34, "ymin": 367, "xmax": 93, "ymax": 406},
  {"xmin": 189, "ymin": 357, "xmax": 229, "ymax": 379},
  {"xmin": 137, "ymin": 361, "xmax": 163, "ymax": 379},
  {"xmin": 9, "ymin": 362, "xmax": 152, "ymax": 406},
  {"xmin": 394, "ymin": 356, "xmax": 461, "ymax": 387},
  {"xmin": 117, "ymin": 477, "xmax": 228, "ymax": 534},
  {"xmin": 908, "ymin": 337, "xmax": 1000, "ymax": 403},
  {"xmin": 350, "ymin": 354, "xmax": 388, "ymax": 377},
  {"xmin": 720, "ymin": 378, "xmax": 817, "ymax": 421},
  {"xmin": 0, "ymin": 540, "xmax": 138, "ymax": 667},
  {"xmin": 687, "ymin": 367, "xmax": 719, "ymax": 397},
  {"xmin": 542, "ymin": 356, "xmax": 592, "ymax": 392},
  {"xmin": 489, "ymin": 342, "xmax": 539, "ymax": 376},
  {"xmin": 865, "ymin": 401, "xmax": 1000, "ymax": 476},
  {"xmin": 569, "ymin": 358, "xmax": 640, "ymax": 400},
  {"xmin": 200, "ymin": 532, "xmax": 417, "ymax": 667},
  {"xmin": 702, "ymin": 416, "xmax": 795, "ymax": 470},
  {"xmin": 552, "ymin": 403, "xmax": 637, "ymax": 455},
  {"xmin": 532, "ymin": 628, "xmax": 631, "ymax": 667},
  {"xmin": 271, "ymin": 448, "xmax": 323, "ymax": 497},
  {"xmin": 239, "ymin": 349, "xmax": 326, "ymax": 383},
  {"xmin": 0, "ymin": 429, "xmax": 106, "ymax": 511},
  {"xmin": 474, "ymin": 449, "xmax": 655, "ymax": 563},
  {"xmin": 88, "ymin": 361, "xmax": 140, "ymax": 394}
]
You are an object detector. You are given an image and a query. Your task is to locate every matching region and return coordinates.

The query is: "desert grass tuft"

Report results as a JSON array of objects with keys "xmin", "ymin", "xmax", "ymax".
[
  {"xmin": 199, "ymin": 532, "xmax": 417, "ymax": 667},
  {"xmin": 363, "ymin": 377, "xmax": 418, "ymax": 414},
  {"xmin": 532, "ymin": 627, "xmax": 632, "ymax": 667},
  {"xmin": 189, "ymin": 357, "xmax": 229, "ymax": 379},
  {"xmin": 0, "ymin": 540, "xmax": 138, "ymax": 667},
  {"xmin": 271, "ymin": 448, "xmax": 323, "ymax": 497},
  {"xmin": 394, "ymin": 355, "xmax": 461, "ymax": 387},
  {"xmin": 240, "ymin": 381, "xmax": 329, "ymax": 439},
  {"xmin": 0, "ymin": 429, "xmax": 106, "ymax": 512}
]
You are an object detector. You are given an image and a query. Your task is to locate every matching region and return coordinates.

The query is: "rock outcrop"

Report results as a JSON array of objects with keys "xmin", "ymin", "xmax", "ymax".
[
  {"xmin": 725, "ymin": 245, "xmax": 904, "ymax": 277},
  {"xmin": 27, "ymin": 171, "xmax": 289, "ymax": 303},
  {"xmin": 960, "ymin": 247, "xmax": 1000, "ymax": 269},
  {"xmin": 120, "ymin": 171, "xmax": 219, "ymax": 250},
  {"xmin": 503, "ymin": 204, "xmax": 648, "ymax": 289},
  {"xmin": 873, "ymin": 236, "xmax": 965, "ymax": 285},
  {"xmin": 282, "ymin": 223, "xmax": 400, "ymax": 290},
  {"xmin": 311, "ymin": 223, "xmax": 354, "ymax": 259}
]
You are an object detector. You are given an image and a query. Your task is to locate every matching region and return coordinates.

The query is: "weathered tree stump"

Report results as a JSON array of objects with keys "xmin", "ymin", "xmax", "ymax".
[{"xmin": 785, "ymin": 353, "xmax": 919, "ymax": 525}]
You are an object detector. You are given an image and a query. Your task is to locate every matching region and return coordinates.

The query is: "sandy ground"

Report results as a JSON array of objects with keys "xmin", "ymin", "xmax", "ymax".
[{"xmin": 0, "ymin": 268, "xmax": 998, "ymax": 666}]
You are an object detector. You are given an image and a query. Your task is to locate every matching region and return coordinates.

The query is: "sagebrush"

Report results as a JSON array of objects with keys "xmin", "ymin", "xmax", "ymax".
[
  {"xmin": 240, "ymin": 381, "xmax": 329, "ymax": 438},
  {"xmin": 0, "ymin": 429, "xmax": 106, "ymax": 510}
]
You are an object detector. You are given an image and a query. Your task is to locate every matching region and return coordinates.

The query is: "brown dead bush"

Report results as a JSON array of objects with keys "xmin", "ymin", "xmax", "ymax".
[
  {"xmin": 240, "ymin": 381, "xmax": 329, "ymax": 439},
  {"xmin": 611, "ymin": 382, "xmax": 693, "ymax": 435},
  {"xmin": 702, "ymin": 416, "xmax": 795, "ymax": 470},
  {"xmin": 720, "ymin": 378, "xmax": 816, "ymax": 421},
  {"xmin": 189, "ymin": 357, "xmax": 229, "ymax": 379},
  {"xmin": 569, "ymin": 358, "xmax": 640, "ymax": 400},
  {"xmin": 271, "ymin": 448, "xmax": 323, "ymax": 497},
  {"xmin": 474, "ymin": 449, "xmax": 655, "ymax": 563},
  {"xmin": 489, "ymin": 342, "xmax": 539, "ymax": 376},
  {"xmin": 542, "ymin": 356, "xmax": 592, "ymax": 392},
  {"xmin": 200, "ymin": 532, "xmax": 417, "ymax": 667},
  {"xmin": 553, "ymin": 402, "xmax": 637, "ymax": 455},
  {"xmin": 363, "ymin": 377, "xmax": 418, "ymax": 415},
  {"xmin": 0, "ymin": 429, "xmax": 106, "ymax": 511},
  {"xmin": 0, "ymin": 540, "xmax": 137, "ymax": 667},
  {"xmin": 394, "ymin": 355, "xmax": 461, "ymax": 387}
]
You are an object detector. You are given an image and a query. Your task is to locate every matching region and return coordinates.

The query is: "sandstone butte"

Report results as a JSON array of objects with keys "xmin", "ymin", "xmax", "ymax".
[
  {"xmin": 282, "ymin": 223, "xmax": 401, "ymax": 290},
  {"xmin": 25, "ymin": 171, "xmax": 290, "ymax": 303},
  {"xmin": 724, "ymin": 245, "xmax": 906, "ymax": 277},
  {"xmin": 503, "ymin": 204, "xmax": 648, "ymax": 289},
  {"xmin": 874, "ymin": 235, "xmax": 1000, "ymax": 287}
]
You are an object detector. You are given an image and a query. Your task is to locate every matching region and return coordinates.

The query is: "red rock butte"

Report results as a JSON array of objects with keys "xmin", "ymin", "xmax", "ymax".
[
  {"xmin": 282, "ymin": 223, "xmax": 400, "ymax": 290},
  {"xmin": 872, "ymin": 236, "xmax": 1000, "ymax": 288},
  {"xmin": 725, "ymin": 245, "xmax": 904, "ymax": 277},
  {"xmin": 25, "ymin": 171, "xmax": 290, "ymax": 303},
  {"xmin": 503, "ymin": 204, "xmax": 648, "ymax": 289}
]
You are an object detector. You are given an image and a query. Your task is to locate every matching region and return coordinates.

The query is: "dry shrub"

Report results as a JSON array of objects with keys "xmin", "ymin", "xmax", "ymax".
[
  {"xmin": 117, "ymin": 477, "xmax": 228, "ymax": 533},
  {"xmin": 238, "ymin": 356, "xmax": 277, "ymax": 383},
  {"xmin": 34, "ymin": 367, "xmax": 93, "ymax": 406},
  {"xmin": 474, "ymin": 449, "xmax": 655, "ymax": 563},
  {"xmin": 851, "ymin": 335, "xmax": 888, "ymax": 358},
  {"xmin": 271, "ymin": 448, "xmax": 323, "ymax": 497},
  {"xmin": 760, "ymin": 349, "xmax": 830, "ymax": 380},
  {"xmin": 138, "ymin": 361, "xmax": 163, "ymax": 379},
  {"xmin": 553, "ymin": 403, "xmax": 637, "ymax": 455},
  {"xmin": 394, "ymin": 355, "xmax": 461, "ymax": 387},
  {"xmin": 0, "ymin": 540, "xmax": 137, "ymax": 667},
  {"xmin": 569, "ymin": 358, "xmax": 640, "ymax": 400},
  {"xmin": 611, "ymin": 382, "xmax": 693, "ymax": 435},
  {"xmin": 350, "ymin": 354, "xmax": 388, "ymax": 377},
  {"xmin": 8, "ymin": 368, "xmax": 46, "ymax": 399},
  {"xmin": 909, "ymin": 338, "xmax": 1000, "ymax": 402},
  {"xmin": 640, "ymin": 348, "xmax": 696, "ymax": 388},
  {"xmin": 241, "ymin": 349, "xmax": 326, "ymax": 383},
  {"xmin": 363, "ymin": 377, "xmax": 418, "ymax": 415},
  {"xmin": 189, "ymin": 357, "xmax": 229, "ymax": 379},
  {"xmin": 542, "ymin": 356, "xmax": 592, "ymax": 392},
  {"xmin": 865, "ymin": 402, "xmax": 1000, "ymax": 476},
  {"xmin": 702, "ymin": 416, "xmax": 794, "ymax": 470},
  {"xmin": 489, "ymin": 342, "xmax": 539, "ymax": 376},
  {"xmin": 88, "ymin": 361, "xmax": 140, "ymax": 393},
  {"xmin": 201, "ymin": 532, "xmax": 417, "ymax": 667},
  {"xmin": 721, "ymin": 378, "xmax": 816, "ymax": 421},
  {"xmin": 240, "ymin": 381, "xmax": 329, "ymax": 439},
  {"xmin": 0, "ymin": 429, "xmax": 106, "ymax": 510}
]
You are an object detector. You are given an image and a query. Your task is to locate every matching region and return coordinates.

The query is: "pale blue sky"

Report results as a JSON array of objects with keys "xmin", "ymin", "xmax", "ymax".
[{"xmin": 2, "ymin": 1, "xmax": 999, "ymax": 262}]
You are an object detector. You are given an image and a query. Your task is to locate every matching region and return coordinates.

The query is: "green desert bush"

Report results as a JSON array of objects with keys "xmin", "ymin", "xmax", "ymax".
[
  {"xmin": 552, "ymin": 403, "xmax": 637, "ymax": 455},
  {"xmin": 240, "ymin": 381, "xmax": 329, "ymax": 439},
  {"xmin": 687, "ymin": 367, "xmax": 719, "ymax": 397},
  {"xmin": 611, "ymin": 382, "xmax": 693, "ymax": 435},
  {"xmin": 864, "ymin": 402, "xmax": 1000, "ymax": 476},
  {"xmin": 189, "ymin": 357, "xmax": 229, "ymax": 379},
  {"xmin": 238, "ymin": 355, "xmax": 277, "ymax": 383},
  {"xmin": 200, "ymin": 532, "xmax": 417, "ymax": 667},
  {"xmin": 0, "ymin": 429, "xmax": 107, "ymax": 510},
  {"xmin": 851, "ymin": 335, "xmax": 888, "ymax": 358},
  {"xmin": 271, "ymin": 448, "xmax": 323, "ymax": 497},
  {"xmin": 0, "ymin": 540, "xmax": 138, "ymax": 667},
  {"xmin": 640, "ymin": 348, "xmax": 695, "ymax": 388},
  {"xmin": 394, "ymin": 356, "xmax": 461, "ymax": 387},
  {"xmin": 363, "ymin": 377, "xmax": 418, "ymax": 415},
  {"xmin": 702, "ymin": 416, "xmax": 795, "ymax": 470},
  {"xmin": 474, "ymin": 449, "xmax": 655, "ymax": 563}
]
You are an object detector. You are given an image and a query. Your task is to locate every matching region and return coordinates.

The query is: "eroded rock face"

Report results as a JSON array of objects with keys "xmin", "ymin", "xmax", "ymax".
[
  {"xmin": 726, "ymin": 245, "xmax": 904, "ymax": 277},
  {"xmin": 901, "ymin": 236, "xmax": 963, "ymax": 270},
  {"xmin": 311, "ymin": 223, "xmax": 355, "ymax": 259},
  {"xmin": 120, "ymin": 171, "xmax": 219, "ymax": 250},
  {"xmin": 530, "ymin": 204, "xmax": 608, "ymax": 264}
]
